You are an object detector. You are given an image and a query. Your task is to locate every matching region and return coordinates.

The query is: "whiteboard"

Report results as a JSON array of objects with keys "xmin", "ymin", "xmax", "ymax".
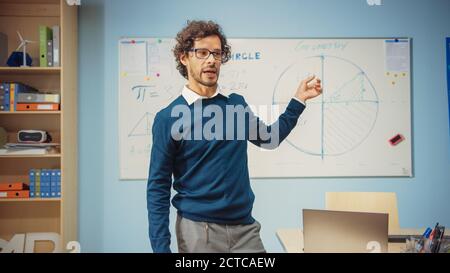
[{"xmin": 119, "ymin": 38, "xmax": 412, "ymax": 179}]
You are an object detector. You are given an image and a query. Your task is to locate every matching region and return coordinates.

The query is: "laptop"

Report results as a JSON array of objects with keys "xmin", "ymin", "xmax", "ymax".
[{"xmin": 302, "ymin": 209, "xmax": 389, "ymax": 253}]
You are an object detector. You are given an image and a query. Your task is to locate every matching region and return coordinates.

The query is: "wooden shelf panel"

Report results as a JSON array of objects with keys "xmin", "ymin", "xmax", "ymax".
[
  {"xmin": 0, "ymin": 111, "xmax": 61, "ymax": 115},
  {"xmin": 0, "ymin": 198, "xmax": 60, "ymax": 202},
  {"xmin": 0, "ymin": 2, "xmax": 60, "ymax": 17},
  {"xmin": 0, "ymin": 154, "xmax": 60, "ymax": 158},
  {"xmin": 0, "ymin": 15, "xmax": 60, "ymax": 67},
  {"xmin": 0, "ymin": 67, "xmax": 61, "ymax": 75},
  {"xmin": 0, "ymin": 74, "xmax": 60, "ymax": 93},
  {"xmin": 0, "ymin": 156, "xmax": 60, "ymax": 181},
  {"xmin": 0, "ymin": 113, "xmax": 60, "ymax": 131},
  {"xmin": 0, "ymin": 0, "xmax": 60, "ymax": 4},
  {"xmin": 0, "ymin": 201, "xmax": 60, "ymax": 253}
]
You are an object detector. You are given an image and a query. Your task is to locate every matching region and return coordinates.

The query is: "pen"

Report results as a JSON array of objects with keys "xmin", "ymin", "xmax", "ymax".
[
  {"xmin": 417, "ymin": 227, "xmax": 432, "ymax": 252},
  {"xmin": 429, "ymin": 222, "xmax": 439, "ymax": 253},
  {"xmin": 433, "ymin": 226, "xmax": 445, "ymax": 253}
]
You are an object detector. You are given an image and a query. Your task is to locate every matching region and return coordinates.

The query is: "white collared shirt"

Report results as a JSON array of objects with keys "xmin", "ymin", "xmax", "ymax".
[
  {"xmin": 181, "ymin": 85, "xmax": 226, "ymax": 105},
  {"xmin": 181, "ymin": 84, "xmax": 305, "ymax": 106}
]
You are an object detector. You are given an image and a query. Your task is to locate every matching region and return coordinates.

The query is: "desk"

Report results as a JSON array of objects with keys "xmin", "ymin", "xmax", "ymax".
[{"xmin": 276, "ymin": 228, "xmax": 446, "ymax": 253}]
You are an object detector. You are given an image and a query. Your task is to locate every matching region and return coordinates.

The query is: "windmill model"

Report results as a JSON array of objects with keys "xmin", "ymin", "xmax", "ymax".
[{"xmin": 15, "ymin": 31, "xmax": 35, "ymax": 67}]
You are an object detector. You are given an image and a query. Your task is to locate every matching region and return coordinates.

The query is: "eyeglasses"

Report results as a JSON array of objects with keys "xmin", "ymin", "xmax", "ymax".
[{"xmin": 189, "ymin": 48, "xmax": 224, "ymax": 60}]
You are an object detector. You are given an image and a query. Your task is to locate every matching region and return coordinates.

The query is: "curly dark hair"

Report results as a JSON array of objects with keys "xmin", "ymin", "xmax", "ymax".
[{"xmin": 173, "ymin": 20, "xmax": 231, "ymax": 79}]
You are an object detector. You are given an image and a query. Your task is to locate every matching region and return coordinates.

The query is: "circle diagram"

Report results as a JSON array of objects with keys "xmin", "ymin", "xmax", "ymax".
[{"xmin": 273, "ymin": 55, "xmax": 379, "ymax": 157}]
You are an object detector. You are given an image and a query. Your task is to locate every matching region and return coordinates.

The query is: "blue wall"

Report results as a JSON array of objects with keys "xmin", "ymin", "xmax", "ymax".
[{"xmin": 78, "ymin": 0, "xmax": 450, "ymax": 252}]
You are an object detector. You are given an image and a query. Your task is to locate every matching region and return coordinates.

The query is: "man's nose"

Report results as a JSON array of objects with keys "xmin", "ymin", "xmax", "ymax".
[{"xmin": 205, "ymin": 52, "xmax": 216, "ymax": 63}]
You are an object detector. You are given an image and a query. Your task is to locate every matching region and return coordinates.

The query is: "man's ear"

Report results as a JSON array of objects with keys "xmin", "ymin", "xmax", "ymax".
[{"xmin": 180, "ymin": 53, "xmax": 188, "ymax": 66}]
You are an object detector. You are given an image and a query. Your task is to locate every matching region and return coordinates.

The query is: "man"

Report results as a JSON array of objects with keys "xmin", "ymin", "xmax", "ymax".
[{"xmin": 147, "ymin": 20, "xmax": 322, "ymax": 253}]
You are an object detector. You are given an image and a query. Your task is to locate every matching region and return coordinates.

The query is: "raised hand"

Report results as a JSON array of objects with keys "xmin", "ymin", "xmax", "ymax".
[{"xmin": 295, "ymin": 75, "xmax": 323, "ymax": 103}]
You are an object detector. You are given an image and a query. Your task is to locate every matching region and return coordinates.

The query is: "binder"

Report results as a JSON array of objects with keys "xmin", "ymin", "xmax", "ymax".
[
  {"xmin": 9, "ymin": 83, "xmax": 15, "ymax": 112},
  {"xmin": 17, "ymin": 92, "xmax": 61, "ymax": 104},
  {"xmin": 0, "ymin": 83, "xmax": 10, "ymax": 111},
  {"xmin": 39, "ymin": 26, "xmax": 52, "ymax": 67},
  {"xmin": 29, "ymin": 169, "xmax": 35, "ymax": 198},
  {"xmin": 47, "ymin": 40, "xmax": 53, "ymax": 67},
  {"xmin": 0, "ymin": 190, "xmax": 30, "ymax": 199},
  {"xmin": 50, "ymin": 169, "xmax": 57, "ymax": 197},
  {"xmin": 57, "ymin": 169, "xmax": 61, "ymax": 197},
  {"xmin": 4, "ymin": 89, "xmax": 9, "ymax": 111},
  {"xmin": 52, "ymin": 26, "xmax": 60, "ymax": 67},
  {"xmin": 0, "ymin": 182, "xmax": 29, "ymax": 191},
  {"xmin": 15, "ymin": 82, "xmax": 39, "ymax": 110},
  {"xmin": 3, "ymin": 82, "xmax": 39, "ymax": 111},
  {"xmin": 16, "ymin": 103, "xmax": 59, "ymax": 111},
  {"xmin": 44, "ymin": 169, "xmax": 51, "ymax": 198},
  {"xmin": 41, "ymin": 169, "xmax": 50, "ymax": 198},
  {"xmin": 35, "ymin": 169, "xmax": 41, "ymax": 198},
  {"xmin": 0, "ymin": 87, "xmax": 8, "ymax": 110}
]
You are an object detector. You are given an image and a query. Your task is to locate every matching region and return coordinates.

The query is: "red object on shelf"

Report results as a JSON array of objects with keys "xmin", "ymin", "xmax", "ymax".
[
  {"xmin": 16, "ymin": 103, "xmax": 60, "ymax": 111},
  {"xmin": 0, "ymin": 182, "xmax": 29, "ymax": 191},
  {"xmin": 0, "ymin": 190, "xmax": 30, "ymax": 198}
]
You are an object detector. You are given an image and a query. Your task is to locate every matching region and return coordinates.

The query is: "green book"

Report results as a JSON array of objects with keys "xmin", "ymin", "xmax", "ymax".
[{"xmin": 39, "ymin": 26, "xmax": 52, "ymax": 67}]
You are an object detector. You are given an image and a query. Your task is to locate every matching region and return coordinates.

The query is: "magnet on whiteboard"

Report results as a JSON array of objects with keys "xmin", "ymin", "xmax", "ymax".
[{"xmin": 389, "ymin": 134, "xmax": 404, "ymax": 146}]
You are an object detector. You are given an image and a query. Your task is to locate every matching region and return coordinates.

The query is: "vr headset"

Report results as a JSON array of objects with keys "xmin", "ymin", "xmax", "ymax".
[{"xmin": 17, "ymin": 130, "xmax": 52, "ymax": 143}]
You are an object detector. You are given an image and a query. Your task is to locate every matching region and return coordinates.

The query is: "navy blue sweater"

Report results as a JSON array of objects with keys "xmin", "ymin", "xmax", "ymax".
[{"xmin": 147, "ymin": 93, "xmax": 305, "ymax": 253}]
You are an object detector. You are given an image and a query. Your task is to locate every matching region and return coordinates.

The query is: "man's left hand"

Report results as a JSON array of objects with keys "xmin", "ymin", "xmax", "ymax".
[{"xmin": 295, "ymin": 75, "xmax": 323, "ymax": 103}]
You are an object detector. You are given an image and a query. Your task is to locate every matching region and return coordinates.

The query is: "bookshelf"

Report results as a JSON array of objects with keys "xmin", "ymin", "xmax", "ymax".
[{"xmin": 0, "ymin": 0, "xmax": 77, "ymax": 253}]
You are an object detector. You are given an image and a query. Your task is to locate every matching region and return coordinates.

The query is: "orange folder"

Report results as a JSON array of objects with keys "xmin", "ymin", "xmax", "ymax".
[
  {"xmin": 0, "ymin": 182, "xmax": 29, "ymax": 191},
  {"xmin": 16, "ymin": 103, "xmax": 60, "ymax": 111},
  {"xmin": 0, "ymin": 190, "xmax": 30, "ymax": 198}
]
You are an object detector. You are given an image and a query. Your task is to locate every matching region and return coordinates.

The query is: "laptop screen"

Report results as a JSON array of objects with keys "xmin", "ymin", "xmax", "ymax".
[{"xmin": 302, "ymin": 209, "xmax": 389, "ymax": 253}]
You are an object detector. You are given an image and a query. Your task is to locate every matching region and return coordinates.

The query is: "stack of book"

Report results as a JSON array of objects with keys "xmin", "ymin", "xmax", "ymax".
[
  {"xmin": 29, "ymin": 169, "xmax": 61, "ymax": 198},
  {"xmin": 39, "ymin": 25, "xmax": 60, "ymax": 67},
  {"xmin": 0, "ymin": 182, "xmax": 30, "ymax": 199},
  {"xmin": 0, "ymin": 143, "xmax": 59, "ymax": 155},
  {"xmin": 0, "ymin": 82, "xmax": 60, "ymax": 111}
]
